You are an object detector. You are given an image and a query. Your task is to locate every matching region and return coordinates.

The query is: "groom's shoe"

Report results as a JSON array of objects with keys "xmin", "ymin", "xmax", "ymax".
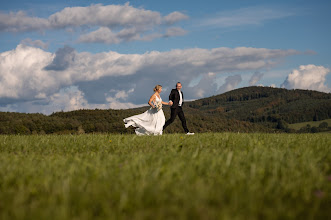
[{"xmin": 186, "ymin": 132, "xmax": 195, "ymax": 135}]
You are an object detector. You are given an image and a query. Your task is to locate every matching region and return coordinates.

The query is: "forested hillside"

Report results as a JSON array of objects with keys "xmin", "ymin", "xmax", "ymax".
[
  {"xmin": 1, "ymin": 87, "xmax": 330, "ymax": 134},
  {"xmin": 188, "ymin": 86, "xmax": 331, "ymax": 132}
]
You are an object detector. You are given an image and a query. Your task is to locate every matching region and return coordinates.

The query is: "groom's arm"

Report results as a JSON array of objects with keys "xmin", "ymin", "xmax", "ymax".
[
  {"xmin": 168, "ymin": 89, "xmax": 175, "ymax": 105},
  {"xmin": 169, "ymin": 90, "xmax": 175, "ymax": 102}
]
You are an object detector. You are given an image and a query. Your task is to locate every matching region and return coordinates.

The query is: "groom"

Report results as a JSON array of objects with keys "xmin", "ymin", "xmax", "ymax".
[{"xmin": 163, "ymin": 82, "xmax": 194, "ymax": 135}]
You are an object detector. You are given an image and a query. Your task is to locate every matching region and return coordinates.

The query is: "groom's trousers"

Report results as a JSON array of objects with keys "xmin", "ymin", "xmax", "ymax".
[{"xmin": 163, "ymin": 106, "xmax": 189, "ymax": 133}]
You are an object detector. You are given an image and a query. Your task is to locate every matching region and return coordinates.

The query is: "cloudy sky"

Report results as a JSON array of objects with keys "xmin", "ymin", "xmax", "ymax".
[{"xmin": 0, "ymin": 0, "xmax": 330, "ymax": 114}]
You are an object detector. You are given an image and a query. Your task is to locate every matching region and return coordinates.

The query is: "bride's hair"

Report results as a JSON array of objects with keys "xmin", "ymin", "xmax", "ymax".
[{"xmin": 153, "ymin": 85, "xmax": 162, "ymax": 92}]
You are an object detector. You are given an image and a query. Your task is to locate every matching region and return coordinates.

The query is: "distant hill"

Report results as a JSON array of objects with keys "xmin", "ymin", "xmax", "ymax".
[
  {"xmin": 187, "ymin": 86, "xmax": 331, "ymax": 133},
  {"xmin": 1, "ymin": 86, "xmax": 330, "ymax": 134},
  {"xmin": 189, "ymin": 86, "xmax": 331, "ymax": 123}
]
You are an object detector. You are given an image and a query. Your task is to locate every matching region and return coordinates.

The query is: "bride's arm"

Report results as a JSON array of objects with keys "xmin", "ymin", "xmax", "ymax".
[
  {"xmin": 148, "ymin": 94, "xmax": 156, "ymax": 108},
  {"xmin": 161, "ymin": 101, "xmax": 171, "ymax": 105}
]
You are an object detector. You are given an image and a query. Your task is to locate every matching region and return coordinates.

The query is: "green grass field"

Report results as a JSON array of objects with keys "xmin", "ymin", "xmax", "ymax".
[
  {"xmin": 288, "ymin": 119, "xmax": 331, "ymax": 131},
  {"xmin": 0, "ymin": 133, "xmax": 330, "ymax": 220}
]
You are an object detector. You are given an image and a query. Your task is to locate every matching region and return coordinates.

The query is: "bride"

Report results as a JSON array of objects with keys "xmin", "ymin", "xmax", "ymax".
[{"xmin": 123, "ymin": 85, "xmax": 172, "ymax": 135}]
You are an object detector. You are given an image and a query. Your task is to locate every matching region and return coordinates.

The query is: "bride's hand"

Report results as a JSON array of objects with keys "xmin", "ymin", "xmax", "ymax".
[{"xmin": 168, "ymin": 101, "xmax": 173, "ymax": 106}]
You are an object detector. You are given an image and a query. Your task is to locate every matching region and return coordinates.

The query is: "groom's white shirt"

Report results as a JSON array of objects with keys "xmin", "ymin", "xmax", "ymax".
[{"xmin": 178, "ymin": 89, "xmax": 183, "ymax": 106}]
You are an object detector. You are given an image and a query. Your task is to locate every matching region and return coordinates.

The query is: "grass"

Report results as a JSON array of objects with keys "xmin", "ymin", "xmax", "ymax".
[
  {"xmin": 288, "ymin": 119, "xmax": 331, "ymax": 130},
  {"xmin": 0, "ymin": 133, "xmax": 330, "ymax": 220}
]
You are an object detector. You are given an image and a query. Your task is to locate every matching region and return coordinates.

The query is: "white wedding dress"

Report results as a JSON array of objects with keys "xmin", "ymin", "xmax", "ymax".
[{"xmin": 123, "ymin": 96, "xmax": 165, "ymax": 135}]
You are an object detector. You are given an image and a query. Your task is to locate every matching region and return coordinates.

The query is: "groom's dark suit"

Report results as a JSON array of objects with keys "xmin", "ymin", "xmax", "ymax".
[{"xmin": 163, "ymin": 89, "xmax": 189, "ymax": 133}]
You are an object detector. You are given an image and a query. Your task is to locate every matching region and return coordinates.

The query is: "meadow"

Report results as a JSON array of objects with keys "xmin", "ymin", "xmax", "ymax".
[
  {"xmin": 0, "ymin": 133, "xmax": 330, "ymax": 220},
  {"xmin": 288, "ymin": 119, "xmax": 331, "ymax": 131}
]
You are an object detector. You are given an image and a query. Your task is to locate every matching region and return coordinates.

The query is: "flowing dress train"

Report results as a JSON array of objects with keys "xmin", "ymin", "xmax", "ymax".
[{"xmin": 123, "ymin": 96, "xmax": 165, "ymax": 135}]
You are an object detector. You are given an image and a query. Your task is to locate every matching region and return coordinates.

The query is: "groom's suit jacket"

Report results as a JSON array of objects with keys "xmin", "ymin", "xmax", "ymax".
[{"xmin": 169, "ymin": 89, "xmax": 184, "ymax": 109}]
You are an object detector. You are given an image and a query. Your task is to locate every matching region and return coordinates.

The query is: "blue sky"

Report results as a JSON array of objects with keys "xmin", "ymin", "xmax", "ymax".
[{"xmin": 0, "ymin": 0, "xmax": 330, "ymax": 114}]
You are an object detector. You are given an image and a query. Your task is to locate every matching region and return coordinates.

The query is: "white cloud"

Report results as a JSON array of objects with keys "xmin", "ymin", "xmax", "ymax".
[
  {"xmin": 78, "ymin": 26, "xmax": 188, "ymax": 44},
  {"xmin": 198, "ymin": 6, "xmax": 295, "ymax": 29},
  {"xmin": 0, "ymin": 86, "xmax": 143, "ymax": 114},
  {"xmin": 163, "ymin": 11, "xmax": 189, "ymax": 25},
  {"xmin": 281, "ymin": 65, "xmax": 330, "ymax": 92},
  {"xmin": 48, "ymin": 86, "xmax": 141, "ymax": 113},
  {"xmin": 48, "ymin": 3, "xmax": 162, "ymax": 29},
  {"xmin": 0, "ymin": 44, "xmax": 301, "ymax": 113},
  {"xmin": 78, "ymin": 27, "xmax": 122, "ymax": 44},
  {"xmin": 0, "ymin": 44, "xmax": 54, "ymax": 99},
  {"xmin": 164, "ymin": 27, "xmax": 188, "ymax": 37},
  {"xmin": 0, "ymin": 11, "xmax": 49, "ymax": 32},
  {"xmin": 249, "ymin": 71, "xmax": 264, "ymax": 86},
  {"xmin": 44, "ymin": 46, "xmax": 75, "ymax": 71},
  {"xmin": 110, "ymin": 88, "xmax": 135, "ymax": 100},
  {"xmin": 78, "ymin": 27, "xmax": 156, "ymax": 44},
  {"xmin": 0, "ymin": 87, "xmax": 88, "ymax": 114},
  {"xmin": 0, "ymin": 3, "xmax": 189, "ymax": 44},
  {"xmin": 0, "ymin": 3, "xmax": 161, "ymax": 32},
  {"xmin": 21, "ymin": 38, "xmax": 48, "ymax": 49},
  {"xmin": 48, "ymin": 86, "xmax": 90, "ymax": 112},
  {"xmin": 105, "ymin": 94, "xmax": 144, "ymax": 110},
  {"xmin": 217, "ymin": 75, "xmax": 242, "ymax": 93},
  {"xmin": 186, "ymin": 72, "xmax": 218, "ymax": 98}
]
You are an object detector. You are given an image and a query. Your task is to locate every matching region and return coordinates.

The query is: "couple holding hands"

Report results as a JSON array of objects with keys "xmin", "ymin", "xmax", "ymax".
[{"xmin": 124, "ymin": 82, "xmax": 194, "ymax": 135}]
